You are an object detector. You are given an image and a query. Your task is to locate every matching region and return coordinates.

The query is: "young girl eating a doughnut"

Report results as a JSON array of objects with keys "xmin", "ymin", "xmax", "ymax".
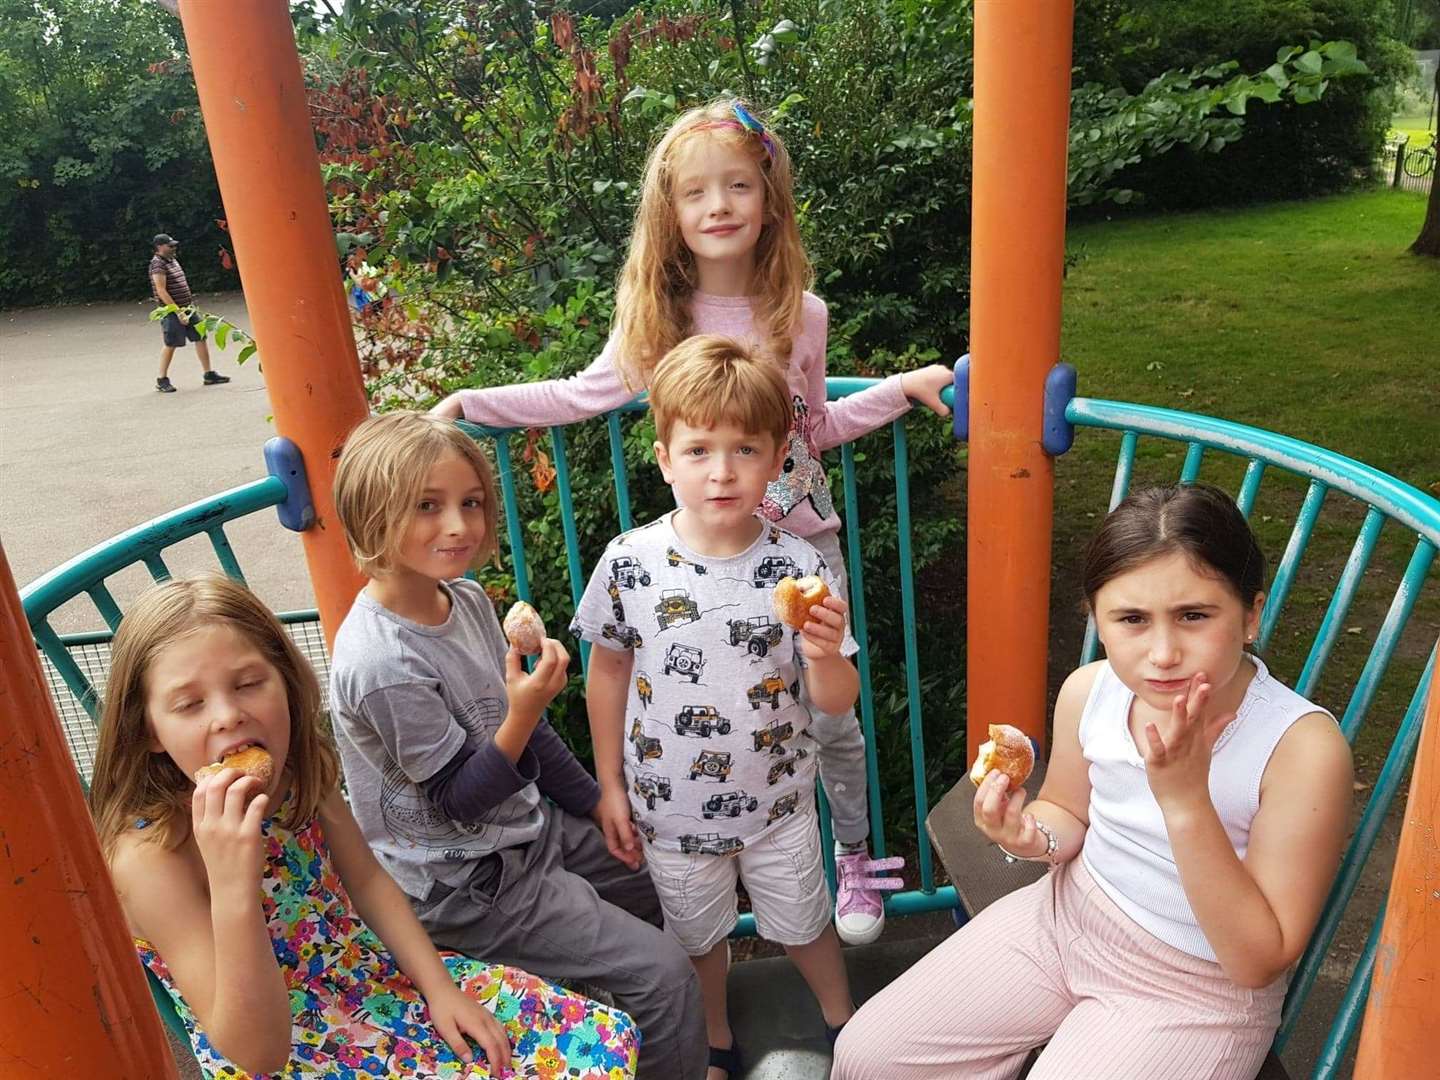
[
  {"xmin": 329, "ymin": 410, "xmax": 707, "ymax": 1080},
  {"xmin": 88, "ymin": 574, "xmax": 638, "ymax": 1078},
  {"xmin": 832, "ymin": 483, "xmax": 1353, "ymax": 1080},
  {"xmin": 431, "ymin": 97, "xmax": 955, "ymax": 948}
]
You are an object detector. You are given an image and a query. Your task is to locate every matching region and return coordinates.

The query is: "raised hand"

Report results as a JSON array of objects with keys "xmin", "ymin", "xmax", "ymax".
[
  {"xmin": 1140, "ymin": 672, "xmax": 1235, "ymax": 813},
  {"xmin": 798, "ymin": 594, "xmax": 849, "ymax": 661},
  {"xmin": 504, "ymin": 639, "xmax": 570, "ymax": 729},
  {"xmin": 191, "ymin": 768, "xmax": 269, "ymax": 895}
]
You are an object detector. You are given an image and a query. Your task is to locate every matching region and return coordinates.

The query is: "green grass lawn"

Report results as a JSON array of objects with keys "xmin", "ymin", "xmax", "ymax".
[
  {"xmin": 1390, "ymin": 111, "xmax": 1436, "ymax": 145},
  {"xmin": 1050, "ymin": 189, "xmax": 1440, "ymax": 772}
]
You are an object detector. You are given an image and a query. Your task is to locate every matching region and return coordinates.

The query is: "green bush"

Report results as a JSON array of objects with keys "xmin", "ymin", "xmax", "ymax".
[
  {"xmin": 1086, "ymin": 0, "xmax": 1411, "ymax": 208},
  {"xmin": 301, "ymin": 0, "xmax": 1380, "ymax": 838}
]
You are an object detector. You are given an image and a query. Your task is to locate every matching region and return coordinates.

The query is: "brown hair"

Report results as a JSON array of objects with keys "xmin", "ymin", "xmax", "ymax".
[
  {"xmin": 333, "ymin": 411, "xmax": 500, "ymax": 578},
  {"xmin": 649, "ymin": 335, "xmax": 793, "ymax": 447},
  {"xmin": 1082, "ymin": 483, "xmax": 1267, "ymax": 609},
  {"xmin": 89, "ymin": 575, "xmax": 339, "ymax": 858},
  {"xmin": 613, "ymin": 97, "xmax": 812, "ymax": 389}
]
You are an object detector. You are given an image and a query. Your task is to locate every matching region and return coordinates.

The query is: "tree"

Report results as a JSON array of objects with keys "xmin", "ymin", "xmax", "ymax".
[
  {"xmin": 1411, "ymin": 58, "xmax": 1440, "ymax": 256},
  {"xmin": 0, "ymin": 0, "xmax": 231, "ymax": 305}
]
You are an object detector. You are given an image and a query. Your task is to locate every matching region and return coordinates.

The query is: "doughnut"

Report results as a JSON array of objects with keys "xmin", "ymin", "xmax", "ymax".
[
  {"xmin": 195, "ymin": 745, "xmax": 274, "ymax": 785},
  {"xmin": 503, "ymin": 600, "xmax": 547, "ymax": 655},
  {"xmin": 772, "ymin": 576, "xmax": 830, "ymax": 629},
  {"xmin": 968, "ymin": 724, "xmax": 1035, "ymax": 788}
]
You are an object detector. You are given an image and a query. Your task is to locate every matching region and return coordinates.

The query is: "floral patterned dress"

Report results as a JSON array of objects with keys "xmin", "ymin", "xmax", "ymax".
[{"xmin": 134, "ymin": 803, "xmax": 639, "ymax": 1079}]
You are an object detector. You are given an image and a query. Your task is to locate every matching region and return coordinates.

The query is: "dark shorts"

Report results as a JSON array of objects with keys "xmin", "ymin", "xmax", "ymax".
[{"xmin": 161, "ymin": 311, "xmax": 203, "ymax": 347}]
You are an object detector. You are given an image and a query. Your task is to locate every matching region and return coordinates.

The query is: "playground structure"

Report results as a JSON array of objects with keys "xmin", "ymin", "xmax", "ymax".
[{"xmin": 2, "ymin": 2, "xmax": 1436, "ymax": 1078}]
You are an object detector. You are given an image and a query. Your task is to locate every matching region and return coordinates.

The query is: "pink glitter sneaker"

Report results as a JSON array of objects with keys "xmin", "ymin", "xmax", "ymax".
[{"xmin": 834, "ymin": 850, "xmax": 905, "ymax": 945}]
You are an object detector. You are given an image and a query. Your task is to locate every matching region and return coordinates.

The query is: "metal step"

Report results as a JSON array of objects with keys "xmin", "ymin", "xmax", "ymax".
[{"xmin": 727, "ymin": 932, "xmax": 948, "ymax": 1079}]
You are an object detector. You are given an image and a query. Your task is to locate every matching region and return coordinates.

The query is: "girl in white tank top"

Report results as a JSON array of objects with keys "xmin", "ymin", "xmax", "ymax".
[{"xmin": 832, "ymin": 484, "xmax": 1353, "ymax": 1080}]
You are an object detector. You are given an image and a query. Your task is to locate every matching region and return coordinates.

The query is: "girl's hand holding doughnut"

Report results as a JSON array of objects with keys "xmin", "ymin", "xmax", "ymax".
[
  {"xmin": 191, "ymin": 768, "xmax": 269, "ymax": 894},
  {"xmin": 971, "ymin": 769, "xmax": 1048, "ymax": 859},
  {"xmin": 1141, "ymin": 671, "xmax": 1235, "ymax": 813}
]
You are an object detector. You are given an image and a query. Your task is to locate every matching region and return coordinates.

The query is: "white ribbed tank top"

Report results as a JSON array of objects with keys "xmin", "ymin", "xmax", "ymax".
[{"xmin": 1078, "ymin": 656, "xmax": 1330, "ymax": 960}]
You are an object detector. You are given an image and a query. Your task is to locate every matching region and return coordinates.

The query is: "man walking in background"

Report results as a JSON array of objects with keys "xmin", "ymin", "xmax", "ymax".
[{"xmin": 148, "ymin": 233, "xmax": 229, "ymax": 393}]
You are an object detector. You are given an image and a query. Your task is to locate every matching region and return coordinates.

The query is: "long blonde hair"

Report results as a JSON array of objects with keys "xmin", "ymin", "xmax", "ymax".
[
  {"xmin": 90, "ymin": 575, "xmax": 339, "ymax": 859},
  {"xmin": 613, "ymin": 97, "xmax": 812, "ymax": 389}
]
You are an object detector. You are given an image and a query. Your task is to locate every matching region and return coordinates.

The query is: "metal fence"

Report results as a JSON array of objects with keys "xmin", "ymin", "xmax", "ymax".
[{"xmin": 1379, "ymin": 135, "xmax": 1436, "ymax": 195}]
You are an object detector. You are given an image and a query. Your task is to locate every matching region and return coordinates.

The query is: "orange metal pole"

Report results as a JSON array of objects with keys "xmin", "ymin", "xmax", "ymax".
[
  {"xmin": 0, "ymin": 543, "xmax": 179, "ymax": 1079},
  {"xmin": 178, "ymin": 0, "xmax": 368, "ymax": 648},
  {"xmin": 1354, "ymin": 647, "xmax": 1440, "ymax": 1075},
  {"xmin": 966, "ymin": 1, "xmax": 1074, "ymax": 759}
]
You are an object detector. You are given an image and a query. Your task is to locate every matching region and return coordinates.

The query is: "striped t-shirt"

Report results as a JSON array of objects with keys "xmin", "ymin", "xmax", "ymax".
[{"xmin": 148, "ymin": 254, "xmax": 192, "ymax": 306}]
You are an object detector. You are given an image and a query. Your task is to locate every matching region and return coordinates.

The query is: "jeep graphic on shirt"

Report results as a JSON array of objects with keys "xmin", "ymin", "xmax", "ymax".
[{"xmin": 571, "ymin": 513, "xmax": 855, "ymax": 855}]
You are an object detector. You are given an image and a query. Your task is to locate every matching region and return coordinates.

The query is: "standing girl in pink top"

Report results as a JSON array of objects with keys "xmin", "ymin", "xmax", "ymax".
[{"xmin": 433, "ymin": 97, "xmax": 953, "ymax": 947}]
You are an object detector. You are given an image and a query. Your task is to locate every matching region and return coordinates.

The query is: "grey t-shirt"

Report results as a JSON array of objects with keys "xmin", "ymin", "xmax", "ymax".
[
  {"xmin": 329, "ymin": 579, "xmax": 546, "ymax": 898},
  {"xmin": 571, "ymin": 513, "xmax": 854, "ymax": 856}
]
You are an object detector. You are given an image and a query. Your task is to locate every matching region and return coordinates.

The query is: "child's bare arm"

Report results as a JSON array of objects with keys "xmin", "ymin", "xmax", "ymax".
[
  {"xmin": 1166, "ymin": 711, "xmax": 1351, "ymax": 988},
  {"xmin": 973, "ymin": 663, "xmax": 1097, "ymax": 865},
  {"xmin": 587, "ymin": 644, "xmax": 633, "ymax": 785},
  {"xmin": 899, "ymin": 365, "xmax": 955, "ymax": 417},
  {"xmin": 495, "ymin": 638, "xmax": 570, "ymax": 763},
  {"xmin": 321, "ymin": 790, "xmax": 512, "ymax": 1070},
  {"xmin": 798, "ymin": 594, "xmax": 860, "ymax": 715},
  {"xmin": 586, "ymin": 643, "xmax": 641, "ymax": 868},
  {"xmin": 115, "ymin": 777, "xmax": 291, "ymax": 1073}
]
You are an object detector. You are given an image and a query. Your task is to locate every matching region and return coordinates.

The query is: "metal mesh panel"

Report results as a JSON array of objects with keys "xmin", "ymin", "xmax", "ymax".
[
  {"xmin": 285, "ymin": 615, "xmax": 333, "ymax": 713},
  {"xmin": 38, "ymin": 641, "xmax": 108, "ymax": 783}
]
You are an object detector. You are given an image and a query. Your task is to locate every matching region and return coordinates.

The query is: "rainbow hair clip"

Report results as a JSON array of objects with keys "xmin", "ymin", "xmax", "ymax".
[{"xmin": 730, "ymin": 101, "xmax": 777, "ymax": 160}]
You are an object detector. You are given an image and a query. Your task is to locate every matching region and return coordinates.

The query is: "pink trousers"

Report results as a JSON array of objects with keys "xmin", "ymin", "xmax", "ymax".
[{"xmin": 832, "ymin": 858, "xmax": 1286, "ymax": 1080}]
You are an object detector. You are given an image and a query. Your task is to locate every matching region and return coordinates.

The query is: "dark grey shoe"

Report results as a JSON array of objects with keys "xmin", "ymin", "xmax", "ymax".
[
  {"xmin": 203, "ymin": 370, "xmax": 231, "ymax": 386},
  {"xmin": 156, "ymin": 377, "xmax": 177, "ymax": 393}
]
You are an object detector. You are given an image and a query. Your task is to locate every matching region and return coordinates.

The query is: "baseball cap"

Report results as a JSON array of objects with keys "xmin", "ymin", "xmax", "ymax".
[{"xmin": 152, "ymin": 233, "xmax": 179, "ymax": 247}]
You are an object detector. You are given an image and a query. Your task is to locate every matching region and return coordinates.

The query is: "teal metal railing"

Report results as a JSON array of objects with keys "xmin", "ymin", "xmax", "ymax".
[
  {"xmin": 460, "ymin": 377, "xmax": 957, "ymax": 926},
  {"xmin": 22, "ymin": 475, "xmax": 292, "ymax": 723},
  {"xmin": 1066, "ymin": 396, "xmax": 1440, "ymax": 1078},
  {"xmin": 19, "ymin": 384, "xmax": 1440, "ymax": 1075}
]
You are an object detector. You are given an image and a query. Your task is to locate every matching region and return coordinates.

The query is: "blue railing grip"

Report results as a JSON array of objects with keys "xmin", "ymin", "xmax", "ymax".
[
  {"xmin": 950, "ymin": 356, "xmax": 1074, "ymax": 454},
  {"xmin": 951, "ymin": 354, "xmax": 970, "ymax": 441},
  {"xmin": 1042, "ymin": 362, "xmax": 1077, "ymax": 456},
  {"xmin": 263, "ymin": 436, "xmax": 315, "ymax": 532}
]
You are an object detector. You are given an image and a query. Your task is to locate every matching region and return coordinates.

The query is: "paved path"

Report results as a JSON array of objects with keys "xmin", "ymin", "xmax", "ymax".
[{"xmin": 1, "ymin": 292, "xmax": 316, "ymax": 633}]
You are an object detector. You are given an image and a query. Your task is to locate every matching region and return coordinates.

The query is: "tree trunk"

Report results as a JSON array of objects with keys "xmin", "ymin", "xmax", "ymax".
[{"xmin": 1410, "ymin": 62, "xmax": 1440, "ymax": 257}]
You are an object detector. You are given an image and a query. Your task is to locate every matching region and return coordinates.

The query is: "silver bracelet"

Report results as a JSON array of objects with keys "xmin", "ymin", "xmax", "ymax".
[{"xmin": 998, "ymin": 819, "xmax": 1059, "ymax": 866}]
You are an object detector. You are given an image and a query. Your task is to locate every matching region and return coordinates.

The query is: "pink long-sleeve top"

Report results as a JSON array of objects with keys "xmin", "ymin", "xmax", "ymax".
[{"xmin": 457, "ymin": 290, "xmax": 912, "ymax": 548}]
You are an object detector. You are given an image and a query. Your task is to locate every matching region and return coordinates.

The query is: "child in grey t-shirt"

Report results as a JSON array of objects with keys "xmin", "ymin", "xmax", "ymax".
[{"xmin": 329, "ymin": 411, "xmax": 708, "ymax": 1080}]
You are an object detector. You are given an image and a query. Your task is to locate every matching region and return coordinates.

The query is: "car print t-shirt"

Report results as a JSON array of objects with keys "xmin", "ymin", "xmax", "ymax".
[{"xmin": 572, "ymin": 512, "xmax": 855, "ymax": 856}]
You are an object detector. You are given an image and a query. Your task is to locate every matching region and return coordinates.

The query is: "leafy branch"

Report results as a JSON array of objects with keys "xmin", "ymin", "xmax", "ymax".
[
  {"xmin": 149, "ymin": 303, "xmax": 258, "ymax": 365},
  {"xmin": 1068, "ymin": 40, "xmax": 1371, "ymax": 206}
]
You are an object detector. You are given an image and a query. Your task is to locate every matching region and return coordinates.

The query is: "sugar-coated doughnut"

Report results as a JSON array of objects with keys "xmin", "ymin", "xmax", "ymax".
[
  {"xmin": 968, "ymin": 724, "xmax": 1035, "ymax": 788},
  {"xmin": 772, "ymin": 576, "xmax": 830, "ymax": 629},
  {"xmin": 503, "ymin": 600, "xmax": 547, "ymax": 655},
  {"xmin": 195, "ymin": 745, "xmax": 275, "ymax": 785}
]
